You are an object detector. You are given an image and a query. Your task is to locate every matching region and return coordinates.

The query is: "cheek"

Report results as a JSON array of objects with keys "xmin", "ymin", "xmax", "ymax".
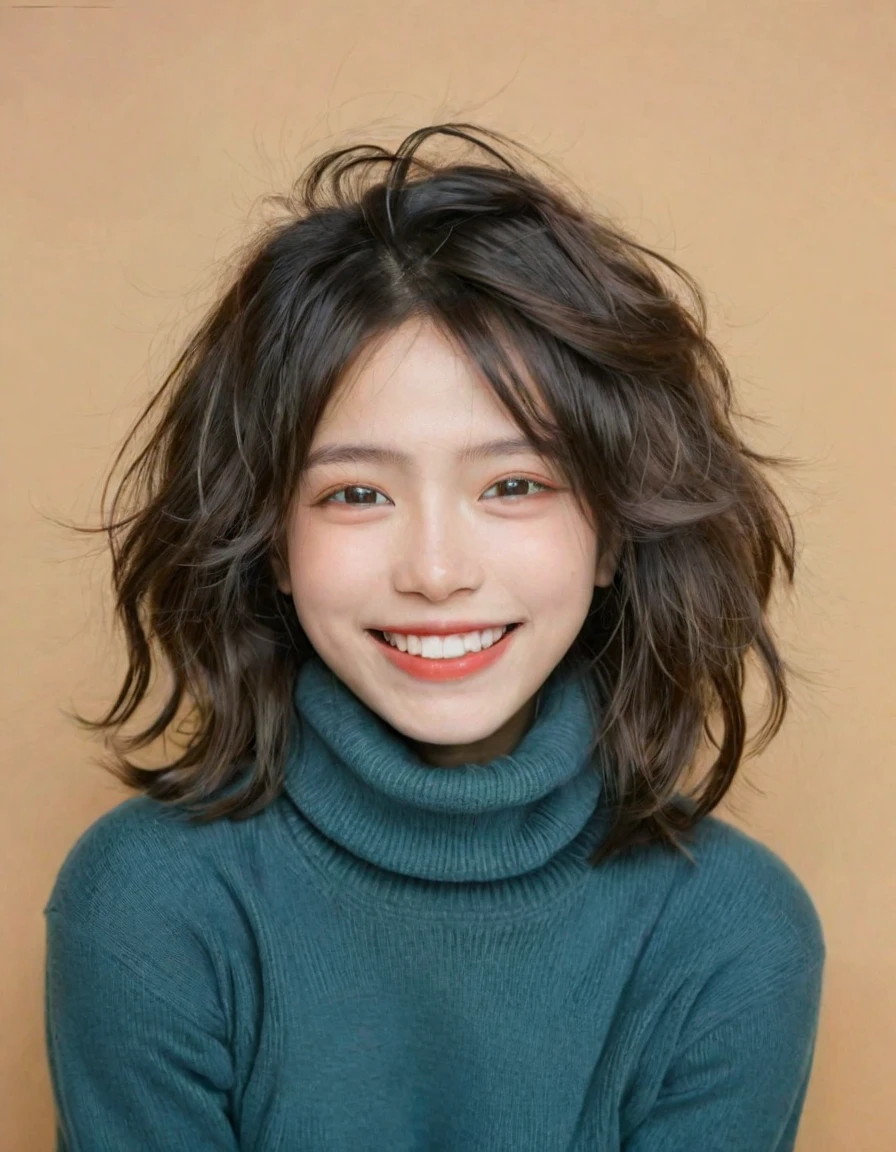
[
  {"xmin": 287, "ymin": 516, "xmax": 383, "ymax": 609},
  {"xmin": 501, "ymin": 514, "xmax": 597, "ymax": 593}
]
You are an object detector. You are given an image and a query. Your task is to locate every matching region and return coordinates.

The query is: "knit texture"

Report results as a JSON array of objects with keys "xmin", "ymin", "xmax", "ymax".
[{"xmin": 44, "ymin": 655, "xmax": 826, "ymax": 1150}]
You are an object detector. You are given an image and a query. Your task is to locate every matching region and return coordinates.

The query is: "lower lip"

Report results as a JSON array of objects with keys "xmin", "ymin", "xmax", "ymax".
[{"xmin": 366, "ymin": 626, "xmax": 520, "ymax": 681}]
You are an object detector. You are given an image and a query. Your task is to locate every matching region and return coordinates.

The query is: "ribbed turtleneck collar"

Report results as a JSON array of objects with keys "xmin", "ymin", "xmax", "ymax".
[{"xmin": 280, "ymin": 656, "xmax": 608, "ymax": 894}]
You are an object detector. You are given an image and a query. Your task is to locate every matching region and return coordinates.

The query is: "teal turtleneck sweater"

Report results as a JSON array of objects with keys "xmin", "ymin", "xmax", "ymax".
[{"xmin": 44, "ymin": 655, "xmax": 825, "ymax": 1150}]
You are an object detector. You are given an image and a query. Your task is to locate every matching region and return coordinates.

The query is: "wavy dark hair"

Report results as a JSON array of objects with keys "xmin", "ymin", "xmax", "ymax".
[{"xmin": 59, "ymin": 123, "xmax": 805, "ymax": 866}]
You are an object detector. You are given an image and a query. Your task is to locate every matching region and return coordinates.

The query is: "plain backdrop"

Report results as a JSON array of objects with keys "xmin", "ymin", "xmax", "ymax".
[{"xmin": 2, "ymin": 1, "xmax": 893, "ymax": 1147}]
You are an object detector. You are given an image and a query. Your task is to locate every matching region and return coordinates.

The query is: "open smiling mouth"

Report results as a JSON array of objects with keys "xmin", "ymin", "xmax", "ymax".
[
  {"xmin": 368, "ymin": 622, "xmax": 520, "ymax": 654},
  {"xmin": 364, "ymin": 623, "xmax": 522, "ymax": 680}
]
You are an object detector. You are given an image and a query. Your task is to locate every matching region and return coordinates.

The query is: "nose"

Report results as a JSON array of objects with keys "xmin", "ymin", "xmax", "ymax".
[{"xmin": 390, "ymin": 494, "xmax": 482, "ymax": 601}]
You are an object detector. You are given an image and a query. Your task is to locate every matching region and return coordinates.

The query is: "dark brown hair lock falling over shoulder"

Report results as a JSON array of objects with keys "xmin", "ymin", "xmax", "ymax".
[{"xmin": 61, "ymin": 123, "xmax": 804, "ymax": 867}]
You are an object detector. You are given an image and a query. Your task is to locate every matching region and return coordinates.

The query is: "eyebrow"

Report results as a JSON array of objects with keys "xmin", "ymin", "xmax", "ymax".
[{"xmin": 302, "ymin": 435, "xmax": 542, "ymax": 473}]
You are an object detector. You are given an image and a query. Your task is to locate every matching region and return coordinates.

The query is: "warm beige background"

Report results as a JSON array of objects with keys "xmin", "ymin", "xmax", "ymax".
[{"xmin": 2, "ymin": 0, "xmax": 893, "ymax": 1147}]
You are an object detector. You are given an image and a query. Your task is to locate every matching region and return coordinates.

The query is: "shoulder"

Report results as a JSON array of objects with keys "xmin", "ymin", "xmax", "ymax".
[
  {"xmin": 44, "ymin": 791, "xmax": 276, "ymax": 1025},
  {"xmin": 603, "ymin": 806, "xmax": 826, "ymax": 975},
  {"xmin": 684, "ymin": 813, "xmax": 826, "ymax": 971},
  {"xmin": 46, "ymin": 793, "xmax": 233, "ymax": 924},
  {"xmin": 637, "ymin": 812, "xmax": 829, "ymax": 1036},
  {"xmin": 44, "ymin": 797, "xmax": 219, "ymax": 1020},
  {"xmin": 588, "ymin": 805, "xmax": 827, "ymax": 1041}
]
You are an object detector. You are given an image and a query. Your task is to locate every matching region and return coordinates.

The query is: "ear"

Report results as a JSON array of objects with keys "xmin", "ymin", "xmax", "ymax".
[
  {"xmin": 594, "ymin": 536, "xmax": 620, "ymax": 588},
  {"xmin": 270, "ymin": 552, "xmax": 292, "ymax": 596}
]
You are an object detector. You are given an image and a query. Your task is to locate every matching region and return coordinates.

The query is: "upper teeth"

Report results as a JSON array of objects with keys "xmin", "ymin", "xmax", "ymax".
[{"xmin": 383, "ymin": 627, "xmax": 509, "ymax": 659}]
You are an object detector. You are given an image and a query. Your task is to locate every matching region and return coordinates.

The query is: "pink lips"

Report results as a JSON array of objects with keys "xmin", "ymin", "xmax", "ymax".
[{"xmin": 366, "ymin": 624, "xmax": 520, "ymax": 682}]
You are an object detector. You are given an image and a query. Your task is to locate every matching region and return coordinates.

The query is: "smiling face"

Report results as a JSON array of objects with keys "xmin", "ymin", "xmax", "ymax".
[{"xmin": 274, "ymin": 318, "xmax": 616, "ymax": 767}]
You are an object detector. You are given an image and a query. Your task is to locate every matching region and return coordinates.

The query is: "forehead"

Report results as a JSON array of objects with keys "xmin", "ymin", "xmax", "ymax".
[{"xmin": 318, "ymin": 318, "xmax": 524, "ymax": 440}]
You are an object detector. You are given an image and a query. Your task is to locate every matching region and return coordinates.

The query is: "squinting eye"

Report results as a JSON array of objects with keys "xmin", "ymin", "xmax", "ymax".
[
  {"xmin": 482, "ymin": 477, "xmax": 551, "ymax": 500},
  {"xmin": 321, "ymin": 485, "xmax": 389, "ymax": 506}
]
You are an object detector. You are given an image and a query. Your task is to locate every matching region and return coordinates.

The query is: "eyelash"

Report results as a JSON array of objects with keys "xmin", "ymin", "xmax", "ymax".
[{"xmin": 318, "ymin": 477, "xmax": 553, "ymax": 507}]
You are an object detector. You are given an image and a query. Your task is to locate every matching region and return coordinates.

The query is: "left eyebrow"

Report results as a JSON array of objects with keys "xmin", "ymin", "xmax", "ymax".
[{"xmin": 301, "ymin": 435, "xmax": 541, "ymax": 473}]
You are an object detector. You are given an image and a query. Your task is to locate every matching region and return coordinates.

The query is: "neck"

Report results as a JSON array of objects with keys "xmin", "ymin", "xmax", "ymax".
[{"xmin": 407, "ymin": 694, "xmax": 539, "ymax": 768}]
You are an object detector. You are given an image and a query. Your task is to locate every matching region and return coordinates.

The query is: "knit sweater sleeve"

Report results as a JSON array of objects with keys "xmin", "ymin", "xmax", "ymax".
[
  {"xmin": 42, "ymin": 805, "xmax": 241, "ymax": 1151},
  {"xmin": 620, "ymin": 987, "xmax": 822, "ymax": 1151},
  {"xmin": 620, "ymin": 861, "xmax": 826, "ymax": 1152}
]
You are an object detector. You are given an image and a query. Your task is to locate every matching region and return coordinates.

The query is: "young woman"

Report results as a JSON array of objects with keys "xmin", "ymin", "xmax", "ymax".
[{"xmin": 43, "ymin": 124, "xmax": 825, "ymax": 1151}]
